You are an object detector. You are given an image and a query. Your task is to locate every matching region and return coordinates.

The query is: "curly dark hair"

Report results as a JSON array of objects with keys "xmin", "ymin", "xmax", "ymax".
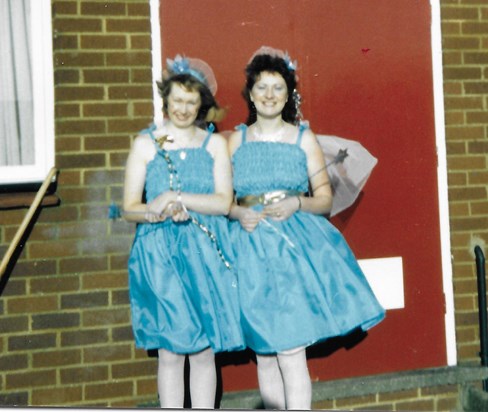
[
  {"xmin": 243, "ymin": 53, "xmax": 298, "ymax": 125},
  {"xmin": 156, "ymin": 74, "xmax": 224, "ymax": 128}
]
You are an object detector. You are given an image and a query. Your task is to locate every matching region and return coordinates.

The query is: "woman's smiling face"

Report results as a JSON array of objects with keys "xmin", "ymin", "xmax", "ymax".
[
  {"xmin": 166, "ymin": 82, "xmax": 202, "ymax": 128},
  {"xmin": 250, "ymin": 71, "xmax": 288, "ymax": 119}
]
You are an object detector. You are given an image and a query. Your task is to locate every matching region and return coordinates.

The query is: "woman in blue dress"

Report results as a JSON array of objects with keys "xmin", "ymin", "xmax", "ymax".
[
  {"xmin": 123, "ymin": 55, "xmax": 243, "ymax": 408},
  {"xmin": 228, "ymin": 46, "xmax": 385, "ymax": 409}
]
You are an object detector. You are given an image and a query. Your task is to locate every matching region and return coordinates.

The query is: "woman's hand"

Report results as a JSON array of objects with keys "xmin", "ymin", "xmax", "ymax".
[
  {"xmin": 237, "ymin": 207, "xmax": 264, "ymax": 232},
  {"xmin": 263, "ymin": 196, "xmax": 300, "ymax": 221},
  {"xmin": 145, "ymin": 192, "xmax": 176, "ymax": 222},
  {"xmin": 144, "ymin": 209, "xmax": 167, "ymax": 223},
  {"xmin": 144, "ymin": 198, "xmax": 190, "ymax": 223},
  {"xmin": 167, "ymin": 201, "xmax": 190, "ymax": 222}
]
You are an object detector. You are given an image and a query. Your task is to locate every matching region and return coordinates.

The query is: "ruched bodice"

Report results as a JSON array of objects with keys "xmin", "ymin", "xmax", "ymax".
[
  {"xmin": 232, "ymin": 142, "xmax": 309, "ymax": 197},
  {"xmin": 145, "ymin": 148, "xmax": 214, "ymax": 201}
]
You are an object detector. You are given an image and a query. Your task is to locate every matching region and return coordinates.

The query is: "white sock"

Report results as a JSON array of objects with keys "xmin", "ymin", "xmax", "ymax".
[
  {"xmin": 157, "ymin": 349, "xmax": 185, "ymax": 408},
  {"xmin": 256, "ymin": 354, "xmax": 286, "ymax": 409},
  {"xmin": 278, "ymin": 348, "xmax": 312, "ymax": 410},
  {"xmin": 188, "ymin": 348, "xmax": 217, "ymax": 408}
]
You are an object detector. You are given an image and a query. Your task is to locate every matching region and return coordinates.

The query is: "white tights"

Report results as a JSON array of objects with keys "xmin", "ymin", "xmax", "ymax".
[
  {"xmin": 157, "ymin": 348, "xmax": 216, "ymax": 409},
  {"xmin": 256, "ymin": 348, "xmax": 312, "ymax": 410}
]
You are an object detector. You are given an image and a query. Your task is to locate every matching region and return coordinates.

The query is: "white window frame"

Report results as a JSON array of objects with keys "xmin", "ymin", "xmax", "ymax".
[{"xmin": 0, "ymin": 0, "xmax": 55, "ymax": 186}]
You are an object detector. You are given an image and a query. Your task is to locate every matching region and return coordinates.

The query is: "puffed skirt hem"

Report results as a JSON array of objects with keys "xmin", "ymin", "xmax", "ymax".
[{"xmin": 247, "ymin": 311, "xmax": 385, "ymax": 356}]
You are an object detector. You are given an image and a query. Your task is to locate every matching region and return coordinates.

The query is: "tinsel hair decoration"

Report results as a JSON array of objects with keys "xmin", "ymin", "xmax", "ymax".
[
  {"xmin": 165, "ymin": 55, "xmax": 218, "ymax": 95},
  {"xmin": 248, "ymin": 46, "xmax": 298, "ymax": 74}
]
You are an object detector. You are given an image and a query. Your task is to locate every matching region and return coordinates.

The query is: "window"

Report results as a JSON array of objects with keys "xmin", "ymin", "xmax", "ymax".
[{"xmin": 0, "ymin": 0, "xmax": 54, "ymax": 186}]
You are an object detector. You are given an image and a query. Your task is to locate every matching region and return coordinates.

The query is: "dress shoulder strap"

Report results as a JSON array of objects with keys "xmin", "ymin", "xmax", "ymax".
[
  {"xmin": 202, "ymin": 123, "xmax": 215, "ymax": 149},
  {"xmin": 296, "ymin": 122, "xmax": 309, "ymax": 146},
  {"xmin": 235, "ymin": 123, "xmax": 248, "ymax": 143},
  {"xmin": 139, "ymin": 124, "xmax": 160, "ymax": 150},
  {"xmin": 140, "ymin": 123, "xmax": 157, "ymax": 141}
]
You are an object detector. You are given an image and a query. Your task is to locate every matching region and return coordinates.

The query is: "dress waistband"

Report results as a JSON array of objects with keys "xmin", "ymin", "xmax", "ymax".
[{"xmin": 237, "ymin": 190, "xmax": 304, "ymax": 207}]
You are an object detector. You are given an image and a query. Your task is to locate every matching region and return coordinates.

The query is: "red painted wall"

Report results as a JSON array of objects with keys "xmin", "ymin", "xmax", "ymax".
[{"xmin": 160, "ymin": 0, "xmax": 446, "ymax": 391}]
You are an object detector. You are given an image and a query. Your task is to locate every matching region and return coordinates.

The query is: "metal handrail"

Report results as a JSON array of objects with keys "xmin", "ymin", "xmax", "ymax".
[
  {"xmin": 0, "ymin": 167, "xmax": 58, "ymax": 283},
  {"xmin": 475, "ymin": 245, "xmax": 488, "ymax": 391}
]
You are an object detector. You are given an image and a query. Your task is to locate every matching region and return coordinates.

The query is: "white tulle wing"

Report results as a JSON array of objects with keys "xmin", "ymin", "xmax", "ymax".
[{"xmin": 316, "ymin": 134, "xmax": 378, "ymax": 217}]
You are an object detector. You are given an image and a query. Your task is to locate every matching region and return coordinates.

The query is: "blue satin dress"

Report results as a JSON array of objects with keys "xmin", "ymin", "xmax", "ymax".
[
  {"xmin": 128, "ymin": 125, "xmax": 244, "ymax": 354},
  {"xmin": 231, "ymin": 124, "xmax": 385, "ymax": 355}
]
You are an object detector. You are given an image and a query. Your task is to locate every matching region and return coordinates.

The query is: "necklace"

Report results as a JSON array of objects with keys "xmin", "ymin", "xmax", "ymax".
[
  {"xmin": 157, "ymin": 125, "xmax": 199, "ymax": 160},
  {"xmin": 253, "ymin": 123, "xmax": 286, "ymax": 142}
]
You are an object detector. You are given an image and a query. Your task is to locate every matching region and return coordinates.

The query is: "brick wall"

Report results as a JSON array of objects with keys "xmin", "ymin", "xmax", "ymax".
[
  {"xmin": 1, "ymin": 0, "xmax": 155, "ymax": 407},
  {"xmin": 0, "ymin": 0, "xmax": 487, "ymax": 409},
  {"xmin": 312, "ymin": 384, "xmax": 460, "ymax": 411},
  {"xmin": 441, "ymin": 0, "xmax": 488, "ymax": 366}
]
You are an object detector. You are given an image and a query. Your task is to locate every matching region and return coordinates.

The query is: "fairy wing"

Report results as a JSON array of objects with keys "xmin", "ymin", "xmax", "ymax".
[{"xmin": 316, "ymin": 134, "xmax": 378, "ymax": 217}]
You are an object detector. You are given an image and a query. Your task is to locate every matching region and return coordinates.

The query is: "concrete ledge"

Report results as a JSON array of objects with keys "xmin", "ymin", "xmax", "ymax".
[{"xmin": 220, "ymin": 366, "xmax": 488, "ymax": 409}]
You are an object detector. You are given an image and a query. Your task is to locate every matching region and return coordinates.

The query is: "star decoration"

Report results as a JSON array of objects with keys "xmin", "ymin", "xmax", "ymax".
[{"xmin": 333, "ymin": 148, "xmax": 349, "ymax": 165}]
